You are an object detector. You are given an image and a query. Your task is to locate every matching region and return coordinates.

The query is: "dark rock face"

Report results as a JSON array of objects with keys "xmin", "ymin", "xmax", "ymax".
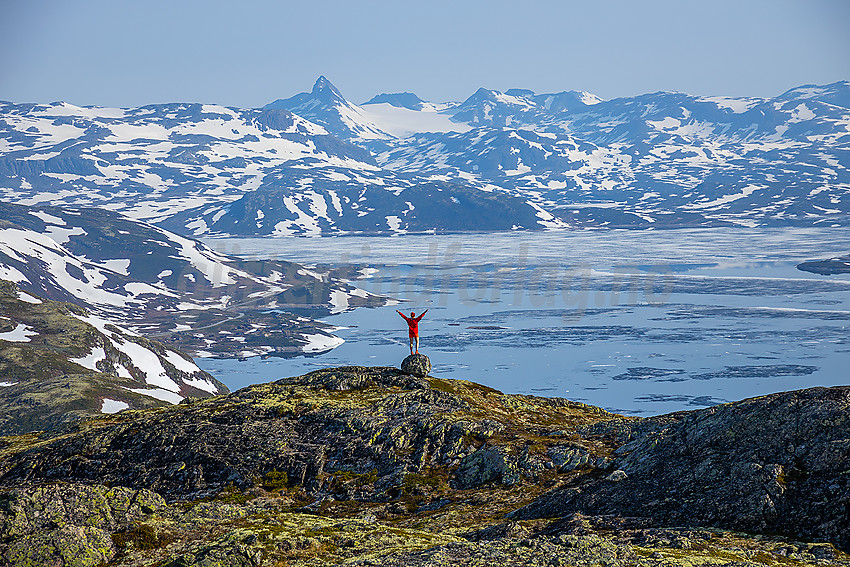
[
  {"xmin": 401, "ymin": 354, "xmax": 432, "ymax": 377},
  {"xmin": 514, "ymin": 385, "xmax": 850, "ymax": 552}
]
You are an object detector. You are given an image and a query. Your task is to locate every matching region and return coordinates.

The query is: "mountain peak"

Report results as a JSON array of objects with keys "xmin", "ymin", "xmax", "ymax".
[
  {"xmin": 471, "ymin": 87, "xmax": 495, "ymax": 98},
  {"xmin": 312, "ymin": 75, "xmax": 344, "ymax": 99},
  {"xmin": 362, "ymin": 92, "xmax": 425, "ymax": 110}
]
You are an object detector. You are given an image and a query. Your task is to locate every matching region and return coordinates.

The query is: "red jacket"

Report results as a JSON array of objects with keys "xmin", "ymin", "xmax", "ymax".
[{"xmin": 398, "ymin": 310, "xmax": 426, "ymax": 337}]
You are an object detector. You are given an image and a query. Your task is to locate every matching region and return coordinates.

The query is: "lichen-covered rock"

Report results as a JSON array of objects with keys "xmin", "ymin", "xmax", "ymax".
[
  {"xmin": 454, "ymin": 446, "xmax": 519, "ymax": 489},
  {"xmin": 0, "ymin": 483, "xmax": 165, "ymax": 567},
  {"xmin": 161, "ymin": 528, "xmax": 264, "ymax": 567},
  {"xmin": 401, "ymin": 353, "xmax": 431, "ymax": 377},
  {"xmin": 515, "ymin": 385, "xmax": 850, "ymax": 552},
  {"xmin": 6, "ymin": 524, "xmax": 114, "ymax": 567}
]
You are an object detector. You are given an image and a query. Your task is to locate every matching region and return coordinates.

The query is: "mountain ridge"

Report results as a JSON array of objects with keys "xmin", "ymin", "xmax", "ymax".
[{"xmin": 1, "ymin": 77, "xmax": 848, "ymax": 235}]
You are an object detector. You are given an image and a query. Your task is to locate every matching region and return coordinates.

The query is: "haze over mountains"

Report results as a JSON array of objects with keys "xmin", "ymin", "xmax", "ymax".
[{"xmin": 1, "ymin": 77, "xmax": 847, "ymax": 235}]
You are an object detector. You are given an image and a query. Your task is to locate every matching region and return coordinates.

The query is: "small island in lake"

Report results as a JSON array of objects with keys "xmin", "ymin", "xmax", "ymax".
[{"xmin": 797, "ymin": 254, "xmax": 850, "ymax": 275}]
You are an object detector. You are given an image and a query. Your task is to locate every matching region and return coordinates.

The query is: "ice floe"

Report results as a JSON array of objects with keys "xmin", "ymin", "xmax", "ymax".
[{"xmin": 301, "ymin": 333, "xmax": 344, "ymax": 353}]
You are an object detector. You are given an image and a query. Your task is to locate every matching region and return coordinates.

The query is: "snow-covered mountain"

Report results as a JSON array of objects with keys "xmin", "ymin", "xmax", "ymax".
[
  {"xmin": 265, "ymin": 75, "xmax": 394, "ymax": 141},
  {"xmin": 0, "ymin": 91, "xmax": 537, "ymax": 235},
  {"xmin": 369, "ymin": 81, "xmax": 850, "ymax": 228},
  {"xmin": 1, "ymin": 77, "xmax": 848, "ymax": 233},
  {"xmin": 0, "ymin": 100, "xmax": 377, "ymax": 223},
  {"xmin": 0, "ymin": 203, "xmax": 383, "ymax": 357}
]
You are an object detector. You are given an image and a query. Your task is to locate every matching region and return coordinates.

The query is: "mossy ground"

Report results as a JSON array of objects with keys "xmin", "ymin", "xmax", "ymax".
[{"xmin": 83, "ymin": 491, "xmax": 850, "ymax": 566}]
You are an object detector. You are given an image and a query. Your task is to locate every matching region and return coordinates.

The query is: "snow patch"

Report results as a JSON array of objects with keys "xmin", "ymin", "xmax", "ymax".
[
  {"xmin": 29, "ymin": 210, "xmax": 66, "ymax": 225},
  {"xmin": 386, "ymin": 215, "xmax": 403, "ymax": 231},
  {"xmin": 43, "ymin": 225, "xmax": 86, "ymax": 244},
  {"xmin": 0, "ymin": 265, "xmax": 28, "ymax": 283},
  {"xmin": 359, "ymin": 103, "xmax": 471, "ymax": 138},
  {"xmin": 69, "ymin": 346, "xmax": 106, "ymax": 371},
  {"xmin": 329, "ymin": 289, "xmax": 350, "ymax": 314},
  {"xmin": 16, "ymin": 290, "xmax": 42, "ymax": 304},
  {"xmin": 182, "ymin": 376, "xmax": 220, "ymax": 394},
  {"xmin": 685, "ymin": 184, "xmax": 763, "ymax": 210},
  {"xmin": 126, "ymin": 387, "xmax": 183, "ymax": 404},
  {"xmin": 100, "ymin": 259, "xmax": 131, "ymax": 275},
  {"xmin": 0, "ymin": 323, "xmax": 39, "ymax": 343},
  {"xmin": 699, "ymin": 96, "xmax": 762, "ymax": 113},
  {"xmin": 163, "ymin": 350, "xmax": 201, "ymax": 374},
  {"xmin": 101, "ymin": 398, "xmax": 130, "ymax": 413}
]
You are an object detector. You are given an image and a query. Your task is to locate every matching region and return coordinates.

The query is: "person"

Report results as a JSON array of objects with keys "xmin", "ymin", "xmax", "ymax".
[{"xmin": 397, "ymin": 309, "xmax": 428, "ymax": 355}]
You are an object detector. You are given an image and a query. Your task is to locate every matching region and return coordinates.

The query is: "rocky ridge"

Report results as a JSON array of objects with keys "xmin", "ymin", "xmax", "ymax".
[{"xmin": 0, "ymin": 366, "xmax": 847, "ymax": 566}]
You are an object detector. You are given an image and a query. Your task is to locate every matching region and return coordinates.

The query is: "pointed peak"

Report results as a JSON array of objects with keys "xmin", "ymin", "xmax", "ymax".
[
  {"xmin": 459, "ymin": 88, "xmax": 500, "ymax": 106},
  {"xmin": 312, "ymin": 76, "xmax": 342, "ymax": 97},
  {"xmin": 472, "ymin": 87, "xmax": 496, "ymax": 97}
]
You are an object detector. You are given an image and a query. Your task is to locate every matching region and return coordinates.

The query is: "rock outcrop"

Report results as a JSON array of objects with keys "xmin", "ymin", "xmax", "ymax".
[
  {"xmin": 0, "ymin": 484, "xmax": 164, "ymax": 567},
  {"xmin": 0, "ymin": 366, "xmax": 606, "ymax": 500},
  {"xmin": 401, "ymin": 353, "xmax": 432, "ymax": 377},
  {"xmin": 513, "ymin": 385, "xmax": 850, "ymax": 551},
  {"xmin": 0, "ymin": 367, "xmax": 848, "ymax": 566}
]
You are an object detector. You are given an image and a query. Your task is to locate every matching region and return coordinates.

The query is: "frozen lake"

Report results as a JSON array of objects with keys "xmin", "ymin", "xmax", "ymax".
[{"xmin": 199, "ymin": 228, "xmax": 850, "ymax": 415}]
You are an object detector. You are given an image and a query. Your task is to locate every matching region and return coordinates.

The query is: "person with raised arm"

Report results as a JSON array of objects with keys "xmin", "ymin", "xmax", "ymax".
[{"xmin": 397, "ymin": 309, "xmax": 428, "ymax": 355}]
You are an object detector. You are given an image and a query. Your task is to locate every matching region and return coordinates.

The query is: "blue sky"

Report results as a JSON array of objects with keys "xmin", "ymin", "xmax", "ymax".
[{"xmin": 1, "ymin": 0, "xmax": 848, "ymax": 108}]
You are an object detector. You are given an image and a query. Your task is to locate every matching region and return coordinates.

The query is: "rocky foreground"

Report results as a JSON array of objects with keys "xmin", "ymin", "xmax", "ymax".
[{"xmin": 0, "ymin": 366, "xmax": 848, "ymax": 566}]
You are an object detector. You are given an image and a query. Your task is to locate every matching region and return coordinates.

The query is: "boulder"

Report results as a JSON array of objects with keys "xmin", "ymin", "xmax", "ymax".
[
  {"xmin": 455, "ymin": 446, "xmax": 520, "ymax": 489},
  {"xmin": 401, "ymin": 354, "xmax": 432, "ymax": 377}
]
